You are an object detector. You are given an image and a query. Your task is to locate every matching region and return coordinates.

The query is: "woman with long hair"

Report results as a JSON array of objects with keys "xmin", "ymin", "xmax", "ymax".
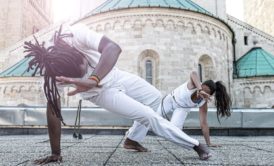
[
  {"xmin": 125, "ymin": 71, "xmax": 231, "ymax": 148},
  {"xmin": 25, "ymin": 24, "xmax": 211, "ymax": 164}
]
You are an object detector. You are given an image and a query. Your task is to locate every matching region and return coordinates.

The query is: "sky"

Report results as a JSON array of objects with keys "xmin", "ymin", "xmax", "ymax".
[
  {"xmin": 53, "ymin": 0, "xmax": 245, "ymax": 23},
  {"xmin": 226, "ymin": 0, "xmax": 244, "ymax": 21},
  {"xmin": 52, "ymin": 0, "xmax": 105, "ymax": 23}
]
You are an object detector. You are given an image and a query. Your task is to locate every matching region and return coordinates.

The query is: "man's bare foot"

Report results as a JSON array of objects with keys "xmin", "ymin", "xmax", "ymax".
[
  {"xmin": 123, "ymin": 138, "xmax": 148, "ymax": 152},
  {"xmin": 33, "ymin": 155, "xmax": 62, "ymax": 165},
  {"xmin": 193, "ymin": 143, "xmax": 212, "ymax": 160}
]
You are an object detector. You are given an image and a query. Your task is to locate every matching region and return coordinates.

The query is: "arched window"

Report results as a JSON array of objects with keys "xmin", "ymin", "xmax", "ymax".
[
  {"xmin": 145, "ymin": 60, "xmax": 153, "ymax": 84},
  {"xmin": 138, "ymin": 50, "xmax": 159, "ymax": 87},
  {"xmin": 198, "ymin": 55, "xmax": 215, "ymax": 81}
]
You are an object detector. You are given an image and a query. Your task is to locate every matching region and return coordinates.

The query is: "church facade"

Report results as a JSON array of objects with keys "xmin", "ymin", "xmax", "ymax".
[{"xmin": 0, "ymin": 0, "xmax": 273, "ymax": 109}]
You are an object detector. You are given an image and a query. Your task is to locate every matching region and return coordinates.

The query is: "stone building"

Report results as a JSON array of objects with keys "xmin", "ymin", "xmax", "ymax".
[
  {"xmin": 0, "ymin": 0, "xmax": 273, "ymax": 109},
  {"xmin": 244, "ymin": 0, "xmax": 274, "ymax": 36},
  {"xmin": 0, "ymin": 0, "xmax": 53, "ymax": 50}
]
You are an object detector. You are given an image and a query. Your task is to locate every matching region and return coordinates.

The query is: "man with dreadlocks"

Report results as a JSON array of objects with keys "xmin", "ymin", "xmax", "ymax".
[{"xmin": 24, "ymin": 24, "xmax": 211, "ymax": 164}]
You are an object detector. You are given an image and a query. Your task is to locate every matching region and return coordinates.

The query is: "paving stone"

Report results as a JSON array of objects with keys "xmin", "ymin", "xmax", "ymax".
[
  {"xmin": 108, "ymin": 148, "xmax": 181, "ymax": 164},
  {"xmin": 0, "ymin": 134, "xmax": 273, "ymax": 166}
]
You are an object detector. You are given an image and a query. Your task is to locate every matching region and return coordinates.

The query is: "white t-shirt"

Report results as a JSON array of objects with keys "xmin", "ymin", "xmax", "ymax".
[
  {"xmin": 58, "ymin": 24, "xmax": 118, "ymax": 99},
  {"xmin": 157, "ymin": 81, "xmax": 206, "ymax": 119},
  {"xmin": 172, "ymin": 81, "xmax": 206, "ymax": 108}
]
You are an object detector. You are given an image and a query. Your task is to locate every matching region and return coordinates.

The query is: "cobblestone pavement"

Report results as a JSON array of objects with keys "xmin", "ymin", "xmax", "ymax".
[{"xmin": 0, "ymin": 134, "xmax": 273, "ymax": 166}]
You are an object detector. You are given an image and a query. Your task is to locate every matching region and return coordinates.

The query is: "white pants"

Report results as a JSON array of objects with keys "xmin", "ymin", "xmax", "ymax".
[
  {"xmin": 89, "ymin": 70, "xmax": 198, "ymax": 149},
  {"xmin": 158, "ymin": 94, "xmax": 190, "ymax": 129},
  {"xmin": 127, "ymin": 94, "xmax": 191, "ymax": 144}
]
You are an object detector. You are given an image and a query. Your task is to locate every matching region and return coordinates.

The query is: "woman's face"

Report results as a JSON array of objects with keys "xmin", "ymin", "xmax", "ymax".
[{"xmin": 202, "ymin": 84, "xmax": 212, "ymax": 95}]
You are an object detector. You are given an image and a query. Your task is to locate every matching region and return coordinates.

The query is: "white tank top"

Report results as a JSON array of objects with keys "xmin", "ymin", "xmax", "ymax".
[{"xmin": 171, "ymin": 81, "xmax": 205, "ymax": 108}]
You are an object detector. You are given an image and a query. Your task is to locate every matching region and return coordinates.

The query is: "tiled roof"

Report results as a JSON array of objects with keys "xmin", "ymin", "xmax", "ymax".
[
  {"xmin": 86, "ymin": 0, "xmax": 211, "ymax": 16},
  {"xmin": 0, "ymin": 57, "xmax": 37, "ymax": 77},
  {"xmin": 236, "ymin": 47, "xmax": 274, "ymax": 78}
]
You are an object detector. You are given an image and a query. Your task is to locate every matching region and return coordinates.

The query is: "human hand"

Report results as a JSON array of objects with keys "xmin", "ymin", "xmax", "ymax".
[
  {"xmin": 33, "ymin": 154, "xmax": 62, "ymax": 165},
  {"xmin": 207, "ymin": 143, "xmax": 221, "ymax": 147},
  {"xmin": 56, "ymin": 76, "xmax": 98, "ymax": 96},
  {"xmin": 197, "ymin": 90, "xmax": 211, "ymax": 102}
]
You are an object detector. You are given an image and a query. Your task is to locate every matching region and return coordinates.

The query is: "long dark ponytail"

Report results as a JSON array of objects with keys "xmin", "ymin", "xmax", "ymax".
[
  {"xmin": 202, "ymin": 80, "xmax": 231, "ymax": 122},
  {"xmin": 24, "ymin": 25, "xmax": 86, "ymax": 124}
]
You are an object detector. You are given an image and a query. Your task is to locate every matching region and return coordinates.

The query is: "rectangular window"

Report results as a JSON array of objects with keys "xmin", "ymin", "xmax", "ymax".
[{"xmin": 244, "ymin": 36, "xmax": 248, "ymax": 45}]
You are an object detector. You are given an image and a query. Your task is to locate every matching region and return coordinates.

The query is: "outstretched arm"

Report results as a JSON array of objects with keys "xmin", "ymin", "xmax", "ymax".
[
  {"xmin": 199, "ymin": 103, "xmax": 221, "ymax": 147},
  {"xmin": 34, "ymin": 100, "xmax": 62, "ymax": 164},
  {"xmin": 56, "ymin": 36, "xmax": 122, "ymax": 96}
]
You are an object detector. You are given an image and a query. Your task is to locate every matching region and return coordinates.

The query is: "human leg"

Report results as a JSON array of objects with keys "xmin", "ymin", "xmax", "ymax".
[
  {"xmin": 116, "ymin": 71, "xmax": 161, "ymax": 150},
  {"xmin": 170, "ymin": 108, "xmax": 190, "ymax": 129},
  {"xmin": 90, "ymin": 88, "xmax": 211, "ymax": 159},
  {"xmin": 91, "ymin": 88, "xmax": 198, "ymax": 149}
]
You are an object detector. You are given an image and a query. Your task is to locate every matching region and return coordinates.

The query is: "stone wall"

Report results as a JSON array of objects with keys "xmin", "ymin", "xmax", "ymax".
[
  {"xmin": 80, "ymin": 8, "xmax": 234, "ymax": 96},
  {"xmin": 0, "ymin": 0, "xmax": 23, "ymax": 49},
  {"xmin": 0, "ymin": 77, "xmax": 45, "ymax": 106},
  {"xmin": 22, "ymin": 0, "xmax": 52, "ymax": 38},
  {"xmin": 233, "ymin": 77, "xmax": 274, "ymax": 108},
  {"xmin": 0, "ymin": 0, "xmax": 52, "ymax": 50},
  {"xmin": 244, "ymin": 0, "xmax": 274, "ymax": 37},
  {"xmin": 0, "ymin": 77, "xmax": 95, "ymax": 107},
  {"xmin": 227, "ymin": 15, "xmax": 274, "ymax": 61}
]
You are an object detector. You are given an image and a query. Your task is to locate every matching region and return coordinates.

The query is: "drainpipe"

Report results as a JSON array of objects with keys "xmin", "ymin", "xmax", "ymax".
[
  {"xmin": 231, "ymin": 34, "xmax": 237, "ymax": 107},
  {"xmin": 232, "ymin": 37, "xmax": 237, "ymax": 78}
]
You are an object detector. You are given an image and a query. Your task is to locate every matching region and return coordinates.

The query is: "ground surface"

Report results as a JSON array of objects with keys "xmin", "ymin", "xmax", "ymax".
[{"xmin": 0, "ymin": 134, "xmax": 273, "ymax": 166}]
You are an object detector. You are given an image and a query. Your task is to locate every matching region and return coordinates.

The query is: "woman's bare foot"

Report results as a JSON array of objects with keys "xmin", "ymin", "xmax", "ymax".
[
  {"xmin": 123, "ymin": 138, "xmax": 148, "ymax": 152},
  {"xmin": 193, "ymin": 143, "xmax": 212, "ymax": 160}
]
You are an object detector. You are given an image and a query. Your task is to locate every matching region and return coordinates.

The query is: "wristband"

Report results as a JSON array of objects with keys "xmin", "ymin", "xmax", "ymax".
[{"xmin": 88, "ymin": 75, "xmax": 100, "ymax": 85}]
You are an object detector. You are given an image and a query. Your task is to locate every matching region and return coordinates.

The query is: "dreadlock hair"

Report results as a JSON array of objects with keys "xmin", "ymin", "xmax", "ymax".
[
  {"xmin": 202, "ymin": 80, "xmax": 232, "ymax": 123},
  {"xmin": 24, "ymin": 25, "xmax": 87, "ymax": 125}
]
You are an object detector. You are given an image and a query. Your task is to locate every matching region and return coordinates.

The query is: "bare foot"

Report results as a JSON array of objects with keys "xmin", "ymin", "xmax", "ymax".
[
  {"xmin": 123, "ymin": 138, "xmax": 148, "ymax": 152},
  {"xmin": 33, "ymin": 155, "xmax": 62, "ymax": 165},
  {"xmin": 193, "ymin": 143, "xmax": 212, "ymax": 160}
]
